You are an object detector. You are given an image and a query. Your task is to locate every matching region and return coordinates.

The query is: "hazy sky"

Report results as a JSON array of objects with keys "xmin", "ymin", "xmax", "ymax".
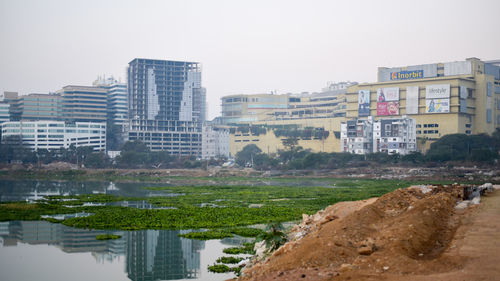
[{"xmin": 1, "ymin": 0, "xmax": 499, "ymax": 119}]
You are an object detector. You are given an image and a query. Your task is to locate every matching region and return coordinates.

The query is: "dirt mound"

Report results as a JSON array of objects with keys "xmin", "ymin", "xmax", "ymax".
[{"xmin": 239, "ymin": 185, "xmax": 465, "ymax": 281}]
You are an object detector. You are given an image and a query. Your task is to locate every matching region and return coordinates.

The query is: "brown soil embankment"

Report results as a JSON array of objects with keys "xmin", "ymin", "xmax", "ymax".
[{"xmin": 239, "ymin": 185, "xmax": 500, "ymax": 281}]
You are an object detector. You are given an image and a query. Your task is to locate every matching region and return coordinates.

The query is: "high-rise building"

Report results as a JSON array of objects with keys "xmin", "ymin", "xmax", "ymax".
[
  {"xmin": 127, "ymin": 59, "xmax": 206, "ymax": 155},
  {"xmin": 93, "ymin": 76, "xmax": 128, "ymax": 131},
  {"xmin": 9, "ymin": 93, "xmax": 62, "ymax": 121},
  {"xmin": 58, "ymin": 85, "xmax": 108, "ymax": 123}
]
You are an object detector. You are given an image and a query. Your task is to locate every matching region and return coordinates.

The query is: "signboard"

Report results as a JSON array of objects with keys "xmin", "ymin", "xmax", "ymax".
[
  {"xmin": 406, "ymin": 86, "xmax": 419, "ymax": 114},
  {"xmin": 426, "ymin": 99, "xmax": 449, "ymax": 113},
  {"xmin": 377, "ymin": 87, "xmax": 399, "ymax": 102},
  {"xmin": 426, "ymin": 84, "xmax": 450, "ymax": 99},
  {"xmin": 377, "ymin": 102, "xmax": 399, "ymax": 116},
  {"xmin": 358, "ymin": 90, "xmax": 370, "ymax": 117},
  {"xmin": 390, "ymin": 70, "xmax": 423, "ymax": 80}
]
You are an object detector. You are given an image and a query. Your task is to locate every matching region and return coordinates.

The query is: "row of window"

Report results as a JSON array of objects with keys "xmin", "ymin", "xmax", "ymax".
[
  {"xmin": 416, "ymin": 123, "xmax": 439, "ymax": 128},
  {"xmin": 417, "ymin": 130, "xmax": 439, "ymax": 134}
]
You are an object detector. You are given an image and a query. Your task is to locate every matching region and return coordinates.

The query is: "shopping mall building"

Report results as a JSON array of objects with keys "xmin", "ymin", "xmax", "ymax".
[{"xmin": 346, "ymin": 57, "xmax": 500, "ymax": 149}]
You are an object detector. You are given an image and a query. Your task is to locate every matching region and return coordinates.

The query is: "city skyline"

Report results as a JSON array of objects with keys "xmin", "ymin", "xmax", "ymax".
[{"xmin": 1, "ymin": 0, "xmax": 499, "ymax": 119}]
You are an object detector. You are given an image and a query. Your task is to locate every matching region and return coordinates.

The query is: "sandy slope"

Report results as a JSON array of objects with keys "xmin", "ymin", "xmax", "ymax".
[{"xmin": 238, "ymin": 185, "xmax": 500, "ymax": 281}]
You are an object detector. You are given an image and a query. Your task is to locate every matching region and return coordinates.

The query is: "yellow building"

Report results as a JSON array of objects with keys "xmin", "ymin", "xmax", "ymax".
[
  {"xmin": 229, "ymin": 117, "xmax": 344, "ymax": 157},
  {"xmin": 222, "ymin": 82, "xmax": 356, "ymax": 156},
  {"xmin": 346, "ymin": 58, "xmax": 500, "ymax": 150}
]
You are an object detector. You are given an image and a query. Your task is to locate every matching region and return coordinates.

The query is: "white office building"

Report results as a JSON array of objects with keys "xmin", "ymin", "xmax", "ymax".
[
  {"xmin": 1, "ymin": 121, "xmax": 106, "ymax": 151},
  {"xmin": 201, "ymin": 125, "xmax": 230, "ymax": 160}
]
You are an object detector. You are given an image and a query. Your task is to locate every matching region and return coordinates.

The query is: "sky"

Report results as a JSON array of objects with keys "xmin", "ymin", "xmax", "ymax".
[{"xmin": 0, "ymin": 0, "xmax": 499, "ymax": 119}]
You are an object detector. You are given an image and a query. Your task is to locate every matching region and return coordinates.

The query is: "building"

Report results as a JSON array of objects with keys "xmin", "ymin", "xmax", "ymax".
[
  {"xmin": 221, "ymin": 82, "xmax": 355, "ymax": 125},
  {"xmin": 340, "ymin": 116, "xmax": 417, "ymax": 155},
  {"xmin": 8, "ymin": 93, "xmax": 62, "ymax": 121},
  {"xmin": 373, "ymin": 117, "xmax": 416, "ymax": 154},
  {"xmin": 1, "ymin": 120, "xmax": 106, "ymax": 151},
  {"xmin": 93, "ymin": 76, "xmax": 128, "ymax": 131},
  {"xmin": 340, "ymin": 117, "xmax": 374, "ymax": 154},
  {"xmin": 201, "ymin": 124, "xmax": 230, "ymax": 160},
  {"xmin": 221, "ymin": 82, "xmax": 356, "ymax": 156},
  {"xmin": 347, "ymin": 57, "xmax": 500, "ymax": 150},
  {"xmin": 58, "ymin": 85, "xmax": 108, "ymax": 123},
  {"xmin": 127, "ymin": 59, "xmax": 206, "ymax": 155}
]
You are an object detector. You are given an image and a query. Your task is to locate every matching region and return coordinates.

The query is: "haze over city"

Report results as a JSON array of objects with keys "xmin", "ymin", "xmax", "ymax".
[{"xmin": 1, "ymin": 0, "xmax": 499, "ymax": 119}]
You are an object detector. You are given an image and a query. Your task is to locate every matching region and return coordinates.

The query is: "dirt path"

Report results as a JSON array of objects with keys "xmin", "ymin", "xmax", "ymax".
[{"xmin": 389, "ymin": 187, "xmax": 500, "ymax": 281}]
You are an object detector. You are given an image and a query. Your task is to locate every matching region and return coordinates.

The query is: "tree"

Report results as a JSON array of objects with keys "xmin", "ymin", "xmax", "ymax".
[
  {"xmin": 85, "ymin": 152, "xmax": 110, "ymax": 168},
  {"xmin": 235, "ymin": 144, "xmax": 262, "ymax": 167}
]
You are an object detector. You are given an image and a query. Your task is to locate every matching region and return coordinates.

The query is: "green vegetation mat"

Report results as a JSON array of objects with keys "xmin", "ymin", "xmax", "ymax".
[{"xmin": 0, "ymin": 179, "xmax": 448, "ymax": 231}]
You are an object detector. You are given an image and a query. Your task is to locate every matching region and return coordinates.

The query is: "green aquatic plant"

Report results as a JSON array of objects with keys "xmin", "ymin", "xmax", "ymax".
[
  {"xmin": 223, "ymin": 242, "xmax": 255, "ymax": 255},
  {"xmin": 216, "ymin": 256, "xmax": 245, "ymax": 264}
]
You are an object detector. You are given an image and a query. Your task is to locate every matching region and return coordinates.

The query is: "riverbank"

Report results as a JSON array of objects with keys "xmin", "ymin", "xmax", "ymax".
[{"xmin": 0, "ymin": 165, "xmax": 499, "ymax": 183}]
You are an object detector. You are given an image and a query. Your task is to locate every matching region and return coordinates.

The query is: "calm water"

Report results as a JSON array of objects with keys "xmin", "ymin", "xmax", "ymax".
[{"xmin": 0, "ymin": 180, "xmax": 252, "ymax": 281}]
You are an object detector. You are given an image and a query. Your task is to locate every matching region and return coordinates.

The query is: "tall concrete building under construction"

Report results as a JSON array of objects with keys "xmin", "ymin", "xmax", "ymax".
[{"xmin": 127, "ymin": 58, "xmax": 206, "ymax": 155}]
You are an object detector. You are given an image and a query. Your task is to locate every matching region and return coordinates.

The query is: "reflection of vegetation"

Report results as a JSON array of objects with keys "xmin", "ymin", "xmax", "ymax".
[
  {"xmin": 178, "ymin": 230, "xmax": 233, "ymax": 240},
  {"xmin": 96, "ymin": 234, "xmax": 121, "ymax": 240},
  {"xmin": 177, "ymin": 227, "xmax": 264, "ymax": 240},
  {"xmin": 1, "ymin": 179, "xmax": 448, "ymax": 230}
]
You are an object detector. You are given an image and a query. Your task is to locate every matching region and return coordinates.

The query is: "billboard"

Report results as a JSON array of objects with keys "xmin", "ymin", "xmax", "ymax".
[
  {"xmin": 406, "ymin": 86, "xmax": 419, "ymax": 114},
  {"xmin": 377, "ymin": 87, "xmax": 399, "ymax": 102},
  {"xmin": 377, "ymin": 102, "xmax": 399, "ymax": 116},
  {"xmin": 426, "ymin": 99, "xmax": 449, "ymax": 113},
  {"xmin": 426, "ymin": 84, "xmax": 450, "ymax": 99},
  {"xmin": 358, "ymin": 90, "xmax": 370, "ymax": 117},
  {"xmin": 390, "ymin": 70, "xmax": 423, "ymax": 80}
]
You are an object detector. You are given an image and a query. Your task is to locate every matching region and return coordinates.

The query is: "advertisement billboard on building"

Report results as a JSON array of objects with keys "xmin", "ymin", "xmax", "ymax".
[
  {"xmin": 377, "ymin": 102, "xmax": 399, "ymax": 116},
  {"xmin": 426, "ymin": 84, "xmax": 450, "ymax": 99},
  {"xmin": 377, "ymin": 87, "xmax": 399, "ymax": 102},
  {"xmin": 358, "ymin": 90, "xmax": 370, "ymax": 117},
  {"xmin": 426, "ymin": 99, "xmax": 449, "ymax": 113},
  {"xmin": 406, "ymin": 86, "xmax": 419, "ymax": 114}
]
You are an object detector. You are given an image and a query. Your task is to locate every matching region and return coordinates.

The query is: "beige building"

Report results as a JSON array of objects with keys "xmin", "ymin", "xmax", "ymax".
[
  {"xmin": 347, "ymin": 58, "xmax": 500, "ymax": 151},
  {"xmin": 222, "ymin": 82, "xmax": 356, "ymax": 156},
  {"xmin": 229, "ymin": 117, "xmax": 344, "ymax": 157}
]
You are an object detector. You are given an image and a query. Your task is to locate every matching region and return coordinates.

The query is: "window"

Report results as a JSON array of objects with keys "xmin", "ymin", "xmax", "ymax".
[{"xmin": 487, "ymin": 109, "xmax": 492, "ymax": 123}]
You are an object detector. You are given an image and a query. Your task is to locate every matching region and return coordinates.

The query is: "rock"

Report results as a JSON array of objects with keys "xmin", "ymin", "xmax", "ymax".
[
  {"xmin": 320, "ymin": 214, "xmax": 338, "ymax": 225},
  {"xmin": 471, "ymin": 196, "xmax": 481, "ymax": 205},
  {"xmin": 339, "ymin": 263, "xmax": 353, "ymax": 272},
  {"xmin": 358, "ymin": 246, "xmax": 374, "ymax": 255},
  {"xmin": 455, "ymin": 201, "xmax": 469, "ymax": 210},
  {"xmin": 383, "ymin": 266, "xmax": 390, "ymax": 271},
  {"xmin": 358, "ymin": 238, "xmax": 376, "ymax": 255},
  {"xmin": 254, "ymin": 241, "xmax": 267, "ymax": 258}
]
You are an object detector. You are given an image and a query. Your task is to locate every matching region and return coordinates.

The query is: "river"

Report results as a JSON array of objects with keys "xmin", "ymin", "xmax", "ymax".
[{"xmin": 0, "ymin": 180, "xmax": 251, "ymax": 281}]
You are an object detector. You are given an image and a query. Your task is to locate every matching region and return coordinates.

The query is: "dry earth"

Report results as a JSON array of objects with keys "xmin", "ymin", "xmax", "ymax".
[{"xmin": 238, "ymin": 185, "xmax": 500, "ymax": 281}]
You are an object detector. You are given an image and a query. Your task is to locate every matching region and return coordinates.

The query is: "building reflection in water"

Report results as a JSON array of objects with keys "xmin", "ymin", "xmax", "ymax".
[{"xmin": 0, "ymin": 221, "xmax": 204, "ymax": 280}]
